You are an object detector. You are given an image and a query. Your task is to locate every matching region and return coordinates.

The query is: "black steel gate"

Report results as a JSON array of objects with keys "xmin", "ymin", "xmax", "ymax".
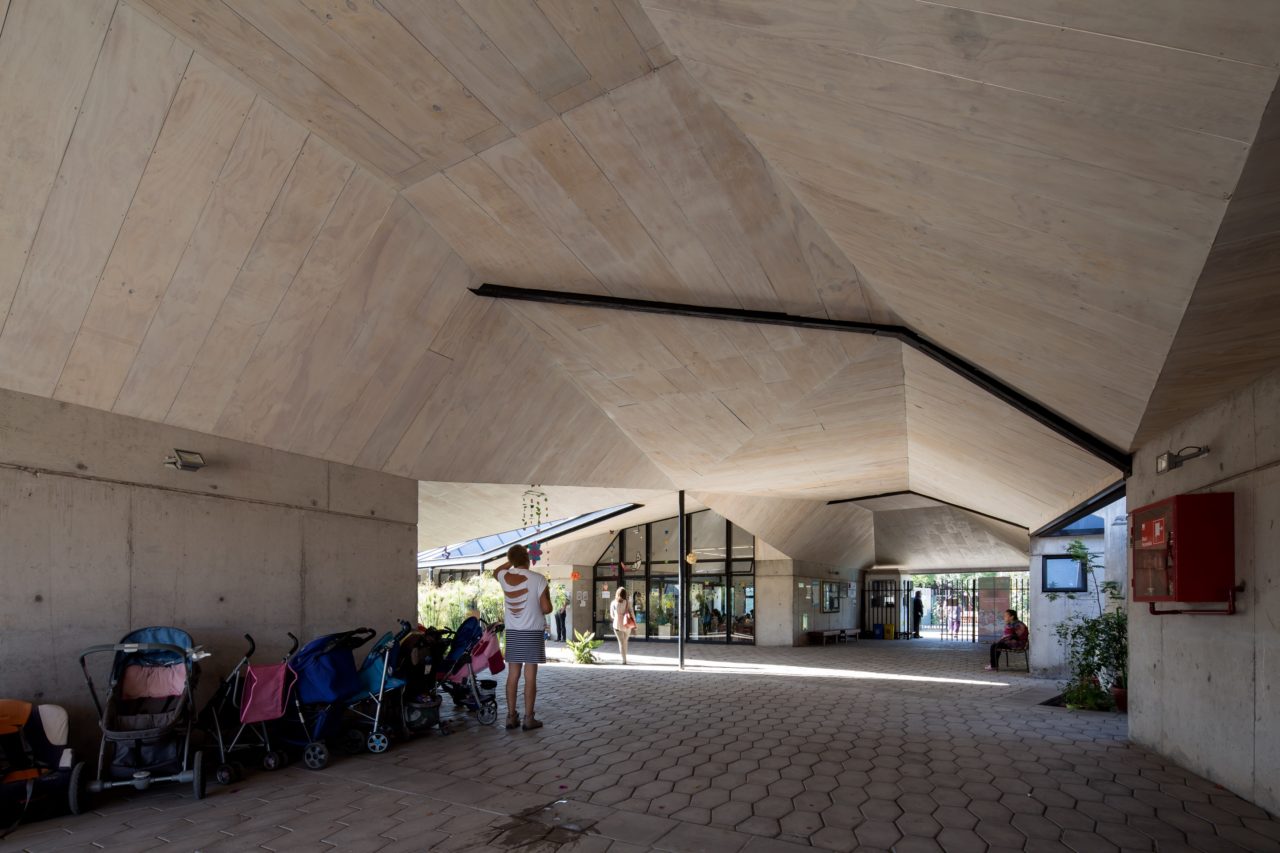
[{"xmin": 862, "ymin": 576, "xmax": 1029, "ymax": 642}]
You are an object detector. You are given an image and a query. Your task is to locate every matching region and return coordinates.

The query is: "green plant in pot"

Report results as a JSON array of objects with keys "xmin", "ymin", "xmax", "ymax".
[
  {"xmin": 566, "ymin": 630, "xmax": 603, "ymax": 664},
  {"xmin": 1047, "ymin": 540, "xmax": 1128, "ymax": 711}
]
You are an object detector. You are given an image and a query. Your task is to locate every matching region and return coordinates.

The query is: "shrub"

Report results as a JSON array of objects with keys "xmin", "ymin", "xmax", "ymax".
[
  {"xmin": 419, "ymin": 576, "xmax": 503, "ymax": 630},
  {"xmin": 566, "ymin": 630, "xmax": 603, "ymax": 664},
  {"xmin": 1048, "ymin": 539, "xmax": 1128, "ymax": 710}
]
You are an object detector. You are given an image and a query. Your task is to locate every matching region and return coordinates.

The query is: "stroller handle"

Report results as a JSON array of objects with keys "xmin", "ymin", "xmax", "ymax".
[
  {"xmin": 244, "ymin": 633, "xmax": 256, "ymax": 658},
  {"xmin": 286, "ymin": 632, "xmax": 299, "ymax": 657}
]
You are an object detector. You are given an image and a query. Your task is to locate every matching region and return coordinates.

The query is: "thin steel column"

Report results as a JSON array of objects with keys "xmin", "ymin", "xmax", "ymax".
[{"xmin": 677, "ymin": 489, "xmax": 686, "ymax": 672}]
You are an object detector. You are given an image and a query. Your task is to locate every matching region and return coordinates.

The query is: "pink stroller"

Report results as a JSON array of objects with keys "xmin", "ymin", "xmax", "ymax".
[{"xmin": 200, "ymin": 634, "xmax": 297, "ymax": 785}]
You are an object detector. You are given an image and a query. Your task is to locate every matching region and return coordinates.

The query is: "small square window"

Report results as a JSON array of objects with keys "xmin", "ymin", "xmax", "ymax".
[{"xmin": 1043, "ymin": 554, "xmax": 1087, "ymax": 592}]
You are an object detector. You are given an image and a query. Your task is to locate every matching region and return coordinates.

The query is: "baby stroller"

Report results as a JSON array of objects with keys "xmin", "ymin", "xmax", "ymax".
[
  {"xmin": 1, "ymin": 701, "xmax": 83, "ymax": 835},
  {"xmin": 284, "ymin": 628, "xmax": 374, "ymax": 770},
  {"xmin": 200, "ymin": 633, "xmax": 298, "ymax": 785},
  {"xmin": 436, "ymin": 617, "xmax": 503, "ymax": 726},
  {"xmin": 394, "ymin": 621, "xmax": 449, "ymax": 736},
  {"xmin": 78, "ymin": 627, "xmax": 208, "ymax": 801},
  {"xmin": 339, "ymin": 628, "xmax": 407, "ymax": 755}
]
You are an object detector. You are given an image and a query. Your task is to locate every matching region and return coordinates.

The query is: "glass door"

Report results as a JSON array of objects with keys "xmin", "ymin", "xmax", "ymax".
[
  {"xmin": 648, "ymin": 577, "xmax": 680, "ymax": 639},
  {"xmin": 730, "ymin": 576, "xmax": 755, "ymax": 643},
  {"xmin": 689, "ymin": 578, "xmax": 727, "ymax": 641}
]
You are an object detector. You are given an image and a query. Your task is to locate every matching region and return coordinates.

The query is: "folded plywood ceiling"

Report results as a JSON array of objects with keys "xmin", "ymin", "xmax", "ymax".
[{"xmin": 1, "ymin": 0, "xmax": 1277, "ymax": 538}]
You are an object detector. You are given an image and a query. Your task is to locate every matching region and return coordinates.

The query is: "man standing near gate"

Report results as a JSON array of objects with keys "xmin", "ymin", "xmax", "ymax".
[{"xmin": 912, "ymin": 590, "xmax": 925, "ymax": 638}]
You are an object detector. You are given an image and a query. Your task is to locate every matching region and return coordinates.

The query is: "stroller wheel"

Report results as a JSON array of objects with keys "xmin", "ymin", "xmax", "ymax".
[
  {"xmin": 478, "ymin": 699, "xmax": 498, "ymax": 726},
  {"xmin": 214, "ymin": 763, "xmax": 239, "ymax": 785},
  {"xmin": 68, "ymin": 761, "xmax": 89, "ymax": 815},
  {"xmin": 262, "ymin": 750, "xmax": 285, "ymax": 772},
  {"xmin": 302, "ymin": 741, "xmax": 329, "ymax": 770},
  {"xmin": 341, "ymin": 728, "xmax": 366, "ymax": 755},
  {"xmin": 366, "ymin": 732, "xmax": 390, "ymax": 754},
  {"xmin": 192, "ymin": 750, "xmax": 206, "ymax": 801}
]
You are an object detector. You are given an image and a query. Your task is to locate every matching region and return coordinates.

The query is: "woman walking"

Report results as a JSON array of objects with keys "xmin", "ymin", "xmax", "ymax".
[
  {"xmin": 610, "ymin": 587, "xmax": 636, "ymax": 664},
  {"xmin": 494, "ymin": 545, "xmax": 552, "ymax": 730}
]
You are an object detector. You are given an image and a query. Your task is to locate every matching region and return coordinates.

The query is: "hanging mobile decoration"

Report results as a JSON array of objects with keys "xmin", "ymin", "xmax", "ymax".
[
  {"xmin": 521, "ymin": 485, "xmax": 549, "ymax": 528},
  {"xmin": 528, "ymin": 541, "xmax": 543, "ymax": 565}
]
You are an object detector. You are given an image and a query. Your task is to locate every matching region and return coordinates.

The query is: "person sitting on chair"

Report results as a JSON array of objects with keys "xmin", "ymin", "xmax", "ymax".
[{"xmin": 985, "ymin": 609, "xmax": 1028, "ymax": 671}]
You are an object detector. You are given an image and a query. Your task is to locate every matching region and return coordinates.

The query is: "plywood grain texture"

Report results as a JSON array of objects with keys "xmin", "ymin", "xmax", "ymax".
[{"xmin": 1, "ymin": 0, "xmax": 1277, "ymax": 539}]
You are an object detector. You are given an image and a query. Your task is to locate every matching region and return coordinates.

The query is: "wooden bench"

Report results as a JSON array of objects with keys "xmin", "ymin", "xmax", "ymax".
[{"xmin": 807, "ymin": 629, "xmax": 849, "ymax": 646}]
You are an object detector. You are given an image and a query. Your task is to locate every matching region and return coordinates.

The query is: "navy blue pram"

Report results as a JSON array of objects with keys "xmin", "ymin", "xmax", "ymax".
[
  {"xmin": 283, "ymin": 628, "xmax": 374, "ymax": 770},
  {"xmin": 78, "ymin": 627, "xmax": 208, "ymax": 802}
]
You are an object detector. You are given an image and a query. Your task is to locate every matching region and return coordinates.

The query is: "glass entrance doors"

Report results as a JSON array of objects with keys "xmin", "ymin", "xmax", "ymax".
[
  {"xmin": 689, "ymin": 579, "xmax": 726, "ymax": 641},
  {"xmin": 647, "ymin": 577, "xmax": 680, "ymax": 639}
]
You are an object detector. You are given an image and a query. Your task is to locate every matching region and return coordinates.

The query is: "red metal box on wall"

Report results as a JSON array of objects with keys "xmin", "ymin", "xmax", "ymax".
[{"xmin": 1129, "ymin": 493, "xmax": 1234, "ymax": 603}]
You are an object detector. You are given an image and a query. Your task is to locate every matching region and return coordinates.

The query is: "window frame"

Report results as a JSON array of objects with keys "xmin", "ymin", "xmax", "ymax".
[{"xmin": 1042, "ymin": 553, "xmax": 1088, "ymax": 593}]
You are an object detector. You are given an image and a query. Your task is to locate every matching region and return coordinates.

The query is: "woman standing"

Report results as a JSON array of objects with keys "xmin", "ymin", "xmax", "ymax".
[
  {"xmin": 610, "ymin": 587, "xmax": 636, "ymax": 664},
  {"xmin": 494, "ymin": 545, "xmax": 552, "ymax": 730}
]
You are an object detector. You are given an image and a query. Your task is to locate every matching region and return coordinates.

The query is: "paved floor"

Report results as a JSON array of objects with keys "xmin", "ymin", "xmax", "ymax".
[{"xmin": 7, "ymin": 639, "xmax": 1279, "ymax": 852}]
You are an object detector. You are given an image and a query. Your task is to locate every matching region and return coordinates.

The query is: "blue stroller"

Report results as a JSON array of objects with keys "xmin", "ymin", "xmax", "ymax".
[
  {"xmin": 78, "ymin": 627, "xmax": 208, "ymax": 801},
  {"xmin": 284, "ymin": 628, "xmax": 374, "ymax": 770},
  {"xmin": 340, "ymin": 630, "xmax": 408, "ymax": 755}
]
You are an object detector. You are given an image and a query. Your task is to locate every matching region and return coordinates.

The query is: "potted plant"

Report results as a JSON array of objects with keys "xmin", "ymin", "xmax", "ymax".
[{"xmin": 1048, "ymin": 540, "xmax": 1128, "ymax": 712}]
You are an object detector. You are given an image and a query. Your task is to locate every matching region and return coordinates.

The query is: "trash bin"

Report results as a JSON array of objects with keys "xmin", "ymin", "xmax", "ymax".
[{"xmin": 872, "ymin": 623, "xmax": 885, "ymax": 639}]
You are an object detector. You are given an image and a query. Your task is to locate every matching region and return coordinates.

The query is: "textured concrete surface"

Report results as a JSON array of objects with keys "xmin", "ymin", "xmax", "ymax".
[
  {"xmin": 0, "ymin": 389, "xmax": 418, "ymax": 756},
  {"xmin": 1126, "ymin": 367, "xmax": 1280, "ymax": 814},
  {"xmin": 6, "ymin": 640, "xmax": 1278, "ymax": 852}
]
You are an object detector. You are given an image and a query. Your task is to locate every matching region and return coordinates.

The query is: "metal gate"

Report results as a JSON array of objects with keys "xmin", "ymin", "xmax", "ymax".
[{"xmin": 862, "ymin": 576, "xmax": 1029, "ymax": 642}]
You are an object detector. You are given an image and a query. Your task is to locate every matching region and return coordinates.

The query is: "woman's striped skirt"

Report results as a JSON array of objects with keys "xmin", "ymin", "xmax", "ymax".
[{"xmin": 504, "ymin": 628, "xmax": 547, "ymax": 664}]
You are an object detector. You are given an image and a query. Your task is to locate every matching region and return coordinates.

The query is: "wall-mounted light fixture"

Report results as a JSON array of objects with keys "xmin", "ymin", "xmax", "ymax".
[
  {"xmin": 1155, "ymin": 445, "xmax": 1209, "ymax": 474},
  {"xmin": 164, "ymin": 449, "xmax": 206, "ymax": 472}
]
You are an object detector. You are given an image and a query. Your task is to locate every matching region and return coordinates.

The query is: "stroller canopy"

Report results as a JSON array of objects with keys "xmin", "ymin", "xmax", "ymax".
[
  {"xmin": 292, "ymin": 629, "xmax": 374, "ymax": 705},
  {"xmin": 444, "ymin": 617, "xmax": 485, "ymax": 669},
  {"xmin": 112, "ymin": 627, "xmax": 196, "ymax": 680}
]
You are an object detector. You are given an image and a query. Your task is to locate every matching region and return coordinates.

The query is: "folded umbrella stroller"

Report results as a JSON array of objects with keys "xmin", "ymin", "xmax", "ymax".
[
  {"xmin": 0, "ymin": 701, "xmax": 83, "ymax": 837},
  {"xmin": 200, "ymin": 633, "xmax": 298, "ymax": 785},
  {"xmin": 339, "ymin": 629, "xmax": 408, "ymax": 755},
  {"xmin": 78, "ymin": 627, "xmax": 209, "ymax": 801},
  {"xmin": 283, "ymin": 628, "xmax": 375, "ymax": 770}
]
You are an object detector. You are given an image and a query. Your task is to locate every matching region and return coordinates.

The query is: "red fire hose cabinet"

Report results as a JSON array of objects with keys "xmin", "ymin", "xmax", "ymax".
[{"xmin": 1130, "ymin": 493, "xmax": 1238, "ymax": 615}]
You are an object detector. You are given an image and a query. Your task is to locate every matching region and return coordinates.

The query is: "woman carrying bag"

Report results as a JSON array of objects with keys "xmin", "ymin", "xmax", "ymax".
[{"xmin": 610, "ymin": 588, "xmax": 637, "ymax": 665}]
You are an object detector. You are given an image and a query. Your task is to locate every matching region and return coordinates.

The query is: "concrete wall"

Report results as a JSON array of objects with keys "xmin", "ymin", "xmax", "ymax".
[
  {"xmin": 1028, "ymin": 500, "xmax": 1128, "ymax": 676},
  {"xmin": 755, "ymin": 557, "xmax": 858, "ymax": 646},
  {"xmin": 1127, "ymin": 367, "xmax": 1280, "ymax": 814},
  {"xmin": 0, "ymin": 390, "xmax": 417, "ymax": 751}
]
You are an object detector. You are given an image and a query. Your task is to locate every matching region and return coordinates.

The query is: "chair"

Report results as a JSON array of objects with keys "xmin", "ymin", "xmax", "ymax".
[{"xmin": 1001, "ymin": 643, "xmax": 1030, "ymax": 672}]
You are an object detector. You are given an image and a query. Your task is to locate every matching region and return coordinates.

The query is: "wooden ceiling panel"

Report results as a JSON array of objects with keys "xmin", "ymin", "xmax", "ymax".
[
  {"xmin": 954, "ymin": 0, "xmax": 1280, "ymax": 69},
  {"xmin": 53, "ymin": 55, "xmax": 257, "ymax": 411},
  {"xmin": 645, "ymin": 0, "xmax": 1274, "ymax": 140},
  {"xmin": 132, "ymin": 0, "xmax": 422, "ymax": 177},
  {"xmin": 642, "ymin": 0, "xmax": 1273, "ymax": 450},
  {"xmin": 0, "ymin": 0, "xmax": 116, "ymax": 332},
  {"xmin": 164, "ymin": 135, "xmax": 354, "ymax": 432},
  {"xmin": 214, "ymin": 167, "xmax": 396, "ymax": 444},
  {"xmin": 695, "ymin": 492, "xmax": 876, "ymax": 568},
  {"xmin": 132, "ymin": 0, "xmax": 667, "ymax": 187},
  {"xmin": 0, "ymin": 3, "xmax": 191, "ymax": 397},
  {"xmin": 872, "ymin": 506, "xmax": 1028, "ymax": 571},
  {"xmin": 114, "ymin": 99, "xmax": 309, "ymax": 423},
  {"xmin": 903, "ymin": 348, "xmax": 1121, "ymax": 530}
]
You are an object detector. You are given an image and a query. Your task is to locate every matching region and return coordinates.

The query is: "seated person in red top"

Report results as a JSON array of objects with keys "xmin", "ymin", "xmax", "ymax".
[{"xmin": 985, "ymin": 609, "xmax": 1029, "ymax": 671}]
